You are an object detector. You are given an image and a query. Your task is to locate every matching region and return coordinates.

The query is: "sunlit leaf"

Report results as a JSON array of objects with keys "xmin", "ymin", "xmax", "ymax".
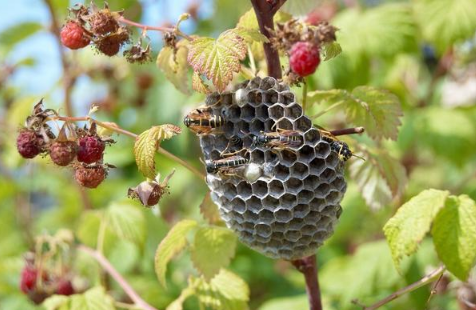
[
  {"xmin": 188, "ymin": 29, "xmax": 247, "ymax": 92},
  {"xmin": 166, "ymin": 287, "xmax": 195, "ymax": 310},
  {"xmin": 192, "ymin": 72, "xmax": 211, "ymax": 94},
  {"xmin": 432, "ymin": 195, "xmax": 476, "ymax": 280},
  {"xmin": 155, "ymin": 220, "xmax": 198, "ymax": 287},
  {"xmin": 156, "ymin": 43, "xmax": 190, "ymax": 95},
  {"xmin": 322, "ymin": 41, "xmax": 342, "ymax": 61},
  {"xmin": 44, "ymin": 287, "xmax": 115, "ymax": 310},
  {"xmin": 191, "ymin": 226, "xmax": 237, "ymax": 279},
  {"xmin": 134, "ymin": 125, "xmax": 181, "ymax": 179},
  {"xmin": 233, "ymin": 27, "xmax": 269, "ymax": 44},
  {"xmin": 200, "ymin": 192, "xmax": 223, "ymax": 225},
  {"xmin": 106, "ymin": 201, "xmax": 146, "ymax": 246},
  {"xmin": 384, "ymin": 189, "xmax": 449, "ymax": 269}
]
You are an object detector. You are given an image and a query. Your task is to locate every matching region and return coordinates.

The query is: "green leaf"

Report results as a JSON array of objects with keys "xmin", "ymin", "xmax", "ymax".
[
  {"xmin": 258, "ymin": 295, "xmax": 308, "ymax": 310},
  {"xmin": 233, "ymin": 27, "xmax": 269, "ymax": 44},
  {"xmin": 0, "ymin": 22, "xmax": 42, "ymax": 51},
  {"xmin": 43, "ymin": 295, "xmax": 70, "ymax": 310},
  {"xmin": 322, "ymin": 42, "xmax": 342, "ymax": 61},
  {"xmin": 166, "ymin": 287, "xmax": 195, "ymax": 310},
  {"xmin": 350, "ymin": 149, "xmax": 407, "ymax": 210},
  {"xmin": 415, "ymin": 0, "xmax": 476, "ymax": 53},
  {"xmin": 156, "ymin": 44, "xmax": 190, "ymax": 95},
  {"xmin": 307, "ymin": 89, "xmax": 348, "ymax": 107},
  {"xmin": 188, "ymin": 30, "xmax": 247, "ymax": 92},
  {"xmin": 192, "ymin": 72, "xmax": 211, "ymax": 94},
  {"xmin": 432, "ymin": 195, "xmax": 476, "ymax": 280},
  {"xmin": 384, "ymin": 189, "xmax": 449, "ymax": 269},
  {"xmin": 191, "ymin": 226, "xmax": 237, "ymax": 279},
  {"xmin": 155, "ymin": 220, "xmax": 198, "ymax": 287},
  {"xmin": 70, "ymin": 287, "xmax": 116, "ymax": 310},
  {"xmin": 134, "ymin": 125, "xmax": 181, "ymax": 179},
  {"xmin": 199, "ymin": 192, "xmax": 223, "ymax": 225},
  {"xmin": 106, "ymin": 201, "xmax": 146, "ymax": 246}
]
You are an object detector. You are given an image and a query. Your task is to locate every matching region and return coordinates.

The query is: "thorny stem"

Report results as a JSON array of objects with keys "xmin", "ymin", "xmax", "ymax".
[
  {"xmin": 78, "ymin": 245, "xmax": 159, "ymax": 310},
  {"xmin": 291, "ymin": 255, "xmax": 323, "ymax": 310},
  {"xmin": 118, "ymin": 17, "xmax": 192, "ymax": 41},
  {"xmin": 353, "ymin": 266, "xmax": 446, "ymax": 310}
]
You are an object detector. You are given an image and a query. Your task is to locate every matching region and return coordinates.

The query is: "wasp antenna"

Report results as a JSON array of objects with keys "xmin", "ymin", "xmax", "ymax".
[{"xmin": 352, "ymin": 154, "xmax": 366, "ymax": 161}]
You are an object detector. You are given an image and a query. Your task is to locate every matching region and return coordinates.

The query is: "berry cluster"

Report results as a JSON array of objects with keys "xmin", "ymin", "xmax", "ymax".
[
  {"xmin": 16, "ymin": 101, "xmax": 114, "ymax": 189},
  {"xmin": 60, "ymin": 3, "xmax": 150, "ymax": 63}
]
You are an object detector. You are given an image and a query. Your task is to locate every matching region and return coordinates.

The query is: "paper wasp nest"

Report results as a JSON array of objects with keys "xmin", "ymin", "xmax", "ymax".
[{"xmin": 200, "ymin": 77, "xmax": 346, "ymax": 260}]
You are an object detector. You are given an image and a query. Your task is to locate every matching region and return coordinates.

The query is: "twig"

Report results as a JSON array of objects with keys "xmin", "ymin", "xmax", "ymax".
[
  {"xmin": 118, "ymin": 17, "xmax": 192, "ymax": 41},
  {"xmin": 330, "ymin": 127, "xmax": 365, "ymax": 136},
  {"xmin": 352, "ymin": 266, "xmax": 446, "ymax": 310},
  {"xmin": 78, "ymin": 245, "xmax": 159, "ymax": 310},
  {"xmin": 302, "ymin": 79, "xmax": 308, "ymax": 112},
  {"xmin": 291, "ymin": 255, "xmax": 322, "ymax": 310}
]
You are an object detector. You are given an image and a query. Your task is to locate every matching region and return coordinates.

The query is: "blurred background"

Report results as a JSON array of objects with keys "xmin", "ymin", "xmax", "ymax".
[{"xmin": 1, "ymin": 0, "xmax": 476, "ymax": 309}]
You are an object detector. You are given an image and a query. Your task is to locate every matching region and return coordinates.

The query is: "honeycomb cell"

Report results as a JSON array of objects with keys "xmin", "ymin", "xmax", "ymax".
[
  {"xmin": 248, "ymin": 77, "xmax": 261, "ymax": 89},
  {"xmin": 252, "ymin": 180, "xmax": 268, "ymax": 198},
  {"xmin": 304, "ymin": 211, "xmax": 321, "ymax": 224},
  {"xmin": 310, "ymin": 198, "xmax": 326, "ymax": 212},
  {"xmin": 231, "ymin": 197, "xmax": 246, "ymax": 214},
  {"xmin": 275, "ymin": 164, "xmax": 290, "ymax": 181},
  {"xmin": 255, "ymin": 106, "xmax": 269, "ymax": 120},
  {"xmin": 273, "ymin": 221, "xmax": 288, "ymax": 232},
  {"xmin": 294, "ymin": 116, "xmax": 312, "ymax": 131},
  {"xmin": 275, "ymin": 208, "xmax": 293, "ymax": 222},
  {"xmin": 221, "ymin": 93, "xmax": 233, "ymax": 106},
  {"xmin": 294, "ymin": 203, "xmax": 310, "ymax": 218},
  {"xmin": 247, "ymin": 90, "xmax": 263, "ymax": 106},
  {"xmin": 284, "ymin": 230, "xmax": 302, "ymax": 242},
  {"xmin": 285, "ymin": 177, "xmax": 303, "ymax": 194},
  {"xmin": 210, "ymin": 150, "xmax": 221, "ymax": 160},
  {"xmin": 236, "ymin": 181, "xmax": 252, "ymax": 198},
  {"xmin": 326, "ymin": 191, "xmax": 341, "ymax": 204},
  {"xmin": 264, "ymin": 89, "xmax": 279, "ymax": 104},
  {"xmin": 332, "ymin": 177, "xmax": 346, "ymax": 191},
  {"xmin": 262, "ymin": 195, "xmax": 279, "ymax": 210},
  {"xmin": 304, "ymin": 128, "xmax": 321, "ymax": 146},
  {"xmin": 235, "ymin": 120, "xmax": 250, "ymax": 134},
  {"xmin": 222, "ymin": 183, "xmax": 237, "ymax": 200},
  {"xmin": 303, "ymin": 175, "xmax": 319, "ymax": 191},
  {"xmin": 268, "ymin": 180, "xmax": 285, "ymax": 197},
  {"xmin": 315, "ymin": 183, "xmax": 331, "ymax": 198},
  {"xmin": 297, "ymin": 190, "xmax": 314, "ymax": 204},
  {"xmin": 280, "ymin": 193, "xmax": 297, "ymax": 209},
  {"xmin": 279, "ymin": 91, "xmax": 295, "ymax": 105},
  {"xmin": 269, "ymin": 104, "xmax": 285, "ymax": 120},
  {"xmin": 280, "ymin": 150, "xmax": 297, "ymax": 166},
  {"xmin": 264, "ymin": 150, "xmax": 278, "ymax": 163},
  {"xmin": 224, "ymin": 106, "xmax": 241, "ymax": 121},
  {"xmin": 243, "ymin": 210, "xmax": 259, "ymax": 222},
  {"xmin": 320, "ymin": 168, "xmax": 336, "ymax": 182},
  {"xmin": 259, "ymin": 209, "xmax": 275, "ymax": 222},
  {"xmin": 288, "ymin": 218, "xmax": 305, "ymax": 231},
  {"xmin": 241, "ymin": 104, "xmax": 256, "ymax": 121},
  {"xmin": 310, "ymin": 158, "xmax": 326, "ymax": 175},
  {"xmin": 215, "ymin": 135, "xmax": 229, "ymax": 150},
  {"xmin": 230, "ymin": 210, "xmax": 245, "ymax": 224},
  {"xmin": 246, "ymin": 196, "xmax": 262, "ymax": 213},
  {"xmin": 255, "ymin": 223, "xmax": 273, "ymax": 238},
  {"xmin": 276, "ymin": 118, "xmax": 293, "ymax": 130},
  {"xmin": 291, "ymin": 162, "xmax": 309, "ymax": 179},
  {"xmin": 298, "ymin": 145, "xmax": 315, "ymax": 163},
  {"xmin": 284, "ymin": 103, "xmax": 303, "ymax": 120},
  {"xmin": 242, "ymin": 136, "xmax": 253, "ymax": 148},
  {"xmin": 240, "ymin": 231, "xmax": 254, "ymax": 243},
  {"xmin": 251, "ymin": 149, "xmax": 265, "ymax": 165},
  {"xmin": 326, "ymin": 152, "xmax": 339, "ymax": 167},
  {"xmin": 260, "ymin": 76, "xmax": 278, "ymax": 90},
  {"xmin": 264, "ymin": 119, "xmax": 275, "ymax": 131},
  {"xmin": 278, "ymin": 248, "xmax": 294, "ymax": 258},
  {"xmin": 315, "ymin": 142, "xmax": 331, "ymax": 158}
]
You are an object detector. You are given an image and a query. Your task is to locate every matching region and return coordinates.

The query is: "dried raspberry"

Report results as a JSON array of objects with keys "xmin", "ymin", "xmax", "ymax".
[
  {"xmin": 20, "ymin": 266, "xmax": 38, "ymax": 293},
  {"xmin": 17, "ymin": 129, "xmax": 44, "ymax": 159},
  {"xmin": 289, "ymin": 41, "xmax": 321, "ymax": 77},
  {"xmin": 128, "ymin": 181, "xmax": 167, "ymax": 207},
  {"xmin": 75, "ymin": 165, "xmax": 106, "ymax": 188},
  {"xmin": 55, "ymin": 279, "xmax": 74, "ymax": 296},
  {"xmin": 95, "ymin": 27, "xmax": 129, "ymax": 56},
  {"xmin": 60, "ymin": 21, "xmax": 90, "ymax": 50},
  {"xmin": 77, "ymin": 136, "xmax": 105, "ymax": 164},
  {"xmin": 90, "ymin": 10, "xmax": 119, "ymax": 35},
  {"xmin": 49, "ymin": 141, "xmax": 78, "ymax": 166}
]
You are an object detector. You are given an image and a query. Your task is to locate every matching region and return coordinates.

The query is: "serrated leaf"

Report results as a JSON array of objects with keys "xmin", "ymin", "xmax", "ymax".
[
  {"xmin": 43, "ymin": 295, "xmax": 70, "ymax": 310},
  {"xmin": 166, "ymin": 287, "xmax": 195, "ymax": 310},
  {"xmin": 134, "ymin": 125, "xmax": 181, "ymax": 179},
  {"xmin": 233, "ymin": 27, "xmax": 269, "ymax": 44},
  {"xmin": 192, "ymin": 72, "xmax": 211, "ymax": 94},
  {"xmin": 432, "ymin": 195, "xmax": 476, "ymax": 280},
  {"xmin": 322, "ymin": 42, "xmax": 342, "ymax": 61},
  {"xmin": 106, "ymin": 201, "xmax": 146, "ymax": 246},
  {"xmin": 200, "ymin": 192, "xmax": 223, "ymax": 225},
  {"xmin": 188, "ymin": 30, "xmax": 247, "ymax": 92},
  {"xmin": 383, "ymin": 189, "xmax": 449, "ymax": 270},
  {"xmin": 349, "ymin": 149, "xmax": 407, "ymax": 209},
  {"xmin": 307, "ymin": 89, "xmax": 348, "ymax": 107},
  {"xmin": 415, "ymin": 0, "xmax": 476, "ymax": 53},
  {"xmin": 191, "ymin": 226, "xmax": 237, "ymax": 279},
  {"xmin": 70, "ymin": 287, "xmax": 116, "ymax": 310},
  {"xmin": 156, "ymin": 44, "xmax": 190, "ymax": 95},
  {"xmin": 155, "ymin": 220, "xmax": 198, "ymax": 287}
]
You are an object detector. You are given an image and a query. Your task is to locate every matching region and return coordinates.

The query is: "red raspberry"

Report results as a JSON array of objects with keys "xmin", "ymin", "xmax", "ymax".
[
  {"xmin": 49, "ymin": 141, "xmax": 78, "ymax": 166},
  {"xmin": 20, "ymin": 266, "xmax": 38, "ymax": 293},
  {"xmin": 55, "ymin": 279, "xmax": 74, "ymax": 296},
  {"xmin": 289, "ymin": 41, "xmax": 321, "ymax": 77},
  {"xmin": 60, "ymin": 21, "xmax": 90, "ymax": 50},
  {"xmin": 16, "ymin": 129, "xmax": 44, "ymax": 159},
  {"xmin": 77, "ymin": 136, "xmax": 105, "ymax": 164},
  {"xmin": 75, "ymin": 165, "xmax": 106, "ymax": 188}
]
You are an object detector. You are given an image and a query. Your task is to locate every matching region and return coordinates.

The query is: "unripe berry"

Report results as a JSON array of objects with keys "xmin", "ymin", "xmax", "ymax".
[
  {"xmin": 289, "ymin": 41, "xmax": 321, "ymax": 77},
  {"xmin": 55, "ymin": 279, "xmax": 75, "ymax": 296},
  {"xmin": 77, "ymin": 136, "xmax": 105, "ymax": 164},
  {"xmin": 60, "ymin": 21, "xmax": 90, "ymax": 50},
  {"xmin": 16, "ymin": 129, "xmax": 44, "ymax": 159},
  {"xmin": 49, "ymin": 141, "xmax": 78, "ymax": 166},
  {"xmin": 20, "ymin": 266, "xmax": 38, "ymax": 293},
  {"xmin": 75, "ymin": 165, "xmax": 106, "ymax": 188}
]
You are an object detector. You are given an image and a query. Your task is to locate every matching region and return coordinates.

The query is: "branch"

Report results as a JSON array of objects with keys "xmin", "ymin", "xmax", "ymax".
[
  {"xmin": 78, "ymin": 245, "xmax": 159, "ymax": 310},
  {"xmin": 352, "ymin": 266, "xmax": 446, "ymax": 310},
  {"xmin": 291, "ymin": 255, "xmax": 322, "ymax": 310},
  {"xmin": 330, "ymin": 127, "xmax": 365, "ymax": 136},
  {"xmin": 250, "ymin": 0, "xmax": 287, "ymax": 78}
]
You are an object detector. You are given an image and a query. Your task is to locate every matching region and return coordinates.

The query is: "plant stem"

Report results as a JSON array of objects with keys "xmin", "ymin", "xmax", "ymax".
[
  {"xmin": 118, "ymin": 17, "xmax": 192, "ymax": 41},
  {"xmin": 311, "ymin": 100, "xmax": 345, "ymax": 119},
  {"xmin": 291, "ymin": 255, "xmax": 322, "ymax": 310},
  {"xmin": 302, "ymin": 79, "xmax": 308, "ymax": 112},
  {"xmin": 353, "ymin": 266, "xmax": 446, "ymax": 310},
  {"xmin": 330, "ymin": 127, "xmax": 365, "ymax": 136},
  {"xmin": 79, "ymin": 245, "xmax": 159, "ymax": 310}
]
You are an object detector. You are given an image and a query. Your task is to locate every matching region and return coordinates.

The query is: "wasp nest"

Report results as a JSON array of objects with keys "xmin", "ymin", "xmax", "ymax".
[{"xmin": 199, "ymin": 77, "xmax": 346, "ymax": 260}]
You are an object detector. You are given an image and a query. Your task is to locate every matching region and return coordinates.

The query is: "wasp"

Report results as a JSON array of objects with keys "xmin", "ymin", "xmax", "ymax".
[
  {"xmin": 318, "ymin": 129, "xmax": 353, "ymax": 162},
  {"xmin": 183, "ymin": 106, "xmax": 224, "ymax": 135},
  {"xmin": 205, "ymin": 155, "xmax": 248, "ymax": 175},
  {"xmin": 252, "ymin": 129, "xmax": 303, "ymax": 149}
]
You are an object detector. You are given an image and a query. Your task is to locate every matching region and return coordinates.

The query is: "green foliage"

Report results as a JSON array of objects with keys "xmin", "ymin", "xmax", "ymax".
[
  {"xmin": 191, "ymin": 227, "xmax": 237, "ymax": 280},
  {"xmin": 322, "ymin": 42, "xmax": 342, "ymax": 61},
  {"xmin": 43, "ymin": 287, "xmax": 116, "ymax": 310},
  {"xmin": 0, "ymin": 22, "xmax": 42, "ymax": 53},
  {"xmin": 156, "ymin": 44, "xmax": 190, "ymax": 95},
  {"xmin": 199, "ymin": 192, "xmax": 223, "ymax": 225},
  {"xmin": 106, "ymin": 201, "xmax": 146, "ymax": 246}
]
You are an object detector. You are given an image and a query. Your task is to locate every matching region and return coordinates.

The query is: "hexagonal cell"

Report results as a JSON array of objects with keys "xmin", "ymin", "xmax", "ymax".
[
  {"xmin": 242, "ymin": 136, "xmax": 253, "ymax": 148},
  {"xmin": 304, "ymin": 128, "xmax": 321, "ymax": 146},
  {"xmin": 220, "ymin": 200, "xmax": 233, "ymax": 212},
  {"xmin": 309, "ymin": 198, "xmax": 326, "ymax": 212},
  {"xmin": 246, "ymin": 195, "xmax": 262, "ymax": 213},
  {"xmin": 268, "ymin": 179, "xmax": 284, "ymax": 197},
  {"xmin": 262, "ymin": 195, "xmax": 279, "ymax": 210},
  {"xmin": 301, "ymin": 224, "xmax": 317, "ymax": 236},
  {"xmin": 315, "ymin": 183, "xmax": 331, "ymax": 198},
  {"xmin": 240, "ymin": 231, "xmax": 254, "ymax": 243},
  {"xmin": 267, "ymin": 238, "xmax": 283, "ymax": 249},
  {"xmin": 255, "ymin": 223, "xmax": 273, "ymax": 238},
  {"xmin": 303, "ymin": 174, "xmax": 319, "ymax": 190},
  {"xmin": 222, "ymin": 121, "xmax": 235, "ymax": 135},
  {"xmin": 278, "ymin": 91, "xmax": 295, "ymax": 105},
  {"xmin": 315, "ymin": 142, "xmax": 331, "ymax": 158},
  {"xmin": 332, "ymin": 177, "xmax": 346, "ymax": 192},
  {"xmin": 259, "ymin": 209, "xmax": 275, "ymax": 222},
  {"xmin": 235, "ymin": 120, "xmax": 250, "ymax": 134},
  {"xmin": 284, "ymin": 230, "xmax": 302, "ymax": 242},
  {"xmin": 247, "ymin": 77, "xmax": 261, "ymax": 89},
  {"xmin": 298, "ymin": 145, "xmax": 315, "ymax": 163},
  {"xmin": 321, "ymin": 204, "xmax": 338, "ymax": 217},
  {"xmin": 250, "ymin": 149, "xmax": 265, "ymax": 165},
  {"xmin": 280, "ymin": 193, "xmax": 297, "ymax": 209},
  {"xmin": 294, "ymin": 203, "xmax": 310, "ymax": 218},
  {"xmin": 278, "ymin": 248, "xmax": 294, "ymax": 258},
  {"xmin": 255, "ymin": 106, "xmax": 269, "ymax": 120},
  {"xmin": 264, "ymin": 150, "xmax": 278, "ymax": 163},
  {"xmin": 241, "ymin": 104, "xmax": 256, "ymax": 121},
  {"xmin": 276, "ymin": 118, "xmax": 293, "ymax": 130},
  {"xmin": 264, "ymin": 119, "xmax": 276, "ymax": 131},
  {"xmin": 309, "ymin": 158, "xmax": 326, "ymax": 175},
  {"xmin": 294, "ymin": 116, "xmax": 312, "ymax": 131},
  {"xmin": 230, "ymin": 210, "xmax": 245, "ymax": 224},
  {"xmin": 275, "ymin": 208, "xmax": 293, "ymax": 222},
  {"xmin": 285, "ymin": 177, "xmax": 303, "ymax": 194},
  {"xmin": 313, "ymin": 230, "xmax": 329, "ymax": 241},
  {"xmin": 221, "ymin": 93, "xmax": 233, "ymax": 106},
  {"xmin": 254, "ymin": 234, "xmax": 272, "ymax": 243},
  {"xmin": 288, "ymin": 218, "xmax": 305, "ymax": 231},
  {"xmin": 294, "ymin": 245, "xmax": 308, "ymax": 253},
  {"xmin": 224, "ymin": 106, "xmax": 241, "ymax": 121},
  {"xmin": 222, "ymin": 183, "xmax": 237, "ymax": 200},
  {"xmin": 243, "ymin": 210, "xmax": 259, "ymax": 222},
  {"xmin": 275, "ymin": 164, "xmax": 290, "ymax": 181},
  {"xmin": 304, "ymin": 210, "xmax": 321, "ymax": 224},
  {"xmin": 236, "ymin": 181, "xmax": 252, "ymax": 198},
  {"xmin": 291, "ymin": 162, "xmax": 309, "ymax": 179},
  {"xmin": 284, "ymin": 103, "xmax": 303, "ymax": 120},
  {"xmin": 273, "ymin": 221, "xmax": 288, "ymax": 232},
  {"xmin": 326, "ymin": 152, "xmax": 339, "ymax": 167},
  {"xmin": 260, "ymin": 76, "xmax": 278, "ymax": 90},
  {"xmin": 280, "ymin": 149, "xmax": 297, "ymax": 166},
  {"xmin": 326, "ymin": 190, "xmax": 342, "ymax": 205},
  {"xmin": 297, "ymin": 190, "xmax": 314, "ymax": 204},
  {"xmin": 320, "ymin": 167, "xmax": 336, "ymax": 182},
  {"xmin": 215, "ymin": 135, "xmax": 229, "ymax": 150},
  {"xmin": 252, "ymin": 180, "xmax": 268, "ymax": 198},
  {"xmin": 269, "ymin": 104, "xmax": 285, "ymax": 120},
  {"xmin": 209, "ymin": 150, "xmax": 221, "ymax": 160},
  {"xmin": 264, "ymin": 89, "xmax": 279, "ymax": 104},
  {"xmin": 247, "ymin": 90, "xmax": 263, "ymax": 106},
  {"xmin": 231, "ymin": 197, "xmax": 246, "ymax": 214},
  {"xmin": 336, "ymin": 205, "xmax": 343, "ymax": 218}
]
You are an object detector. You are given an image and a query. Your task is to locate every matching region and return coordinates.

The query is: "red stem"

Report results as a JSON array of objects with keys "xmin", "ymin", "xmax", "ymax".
[
  {"xmin": 291, "ymin": 255, "xmax": 323, "ymax": 310},
  {"xmin": 330, "ymin": 127, "xmax": 365, "ymax": 136}
]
